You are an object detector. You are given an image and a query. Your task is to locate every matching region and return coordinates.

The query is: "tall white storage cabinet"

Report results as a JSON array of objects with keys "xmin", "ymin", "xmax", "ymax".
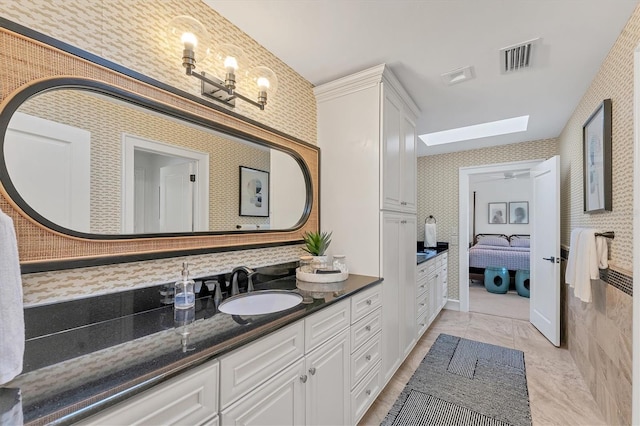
[{"xmin": 315, "ymin": 64, "xmax": 419, "ymax": 388}]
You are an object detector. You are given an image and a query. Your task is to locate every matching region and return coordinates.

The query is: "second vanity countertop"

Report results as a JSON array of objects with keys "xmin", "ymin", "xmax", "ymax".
[
  {"xmin": 4, "ymin": 269, "xmax": 382, "ymax": 425},
  {"xmin": 417, "ymin": 248, "xmax": 448, "ymax": 265}
]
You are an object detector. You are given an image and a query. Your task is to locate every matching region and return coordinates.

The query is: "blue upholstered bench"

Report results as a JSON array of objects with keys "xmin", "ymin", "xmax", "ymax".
[
  {"xmin": 515, "ymin": 270, "xmax": 530, "ymax": 298},
  {"xmin": 484, "ymin": 266, "xmax": 509, "ymax": 294}
]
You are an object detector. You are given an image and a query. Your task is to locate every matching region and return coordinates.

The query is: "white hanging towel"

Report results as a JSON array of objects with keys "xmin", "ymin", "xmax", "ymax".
[
  {"xmin": 425, "ymin": 223, "xmax": 437, "ymax": 248},
  {"xmin": 0, "ymin": 209, "xmax": 24, "ymax": 385},
  {"xmin": 565, "ymin": 228, "xmax": 608, "ymax": 303}
]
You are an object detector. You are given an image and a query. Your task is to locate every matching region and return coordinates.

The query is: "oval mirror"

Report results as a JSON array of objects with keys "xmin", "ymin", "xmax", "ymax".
[{"xmin": 1, "ymin": 82, "xmax": 310, "ymax": 237}]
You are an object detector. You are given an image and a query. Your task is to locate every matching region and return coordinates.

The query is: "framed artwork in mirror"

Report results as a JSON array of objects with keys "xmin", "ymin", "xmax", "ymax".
[
  {"xmin": 583, "ymin": 98, "xmax": 612, "ymax": 213},
  {"xmin": 488, "ymin": 202, "xmax": 507, "ymax": 224},
  {"xmin": 509, "ymin": 201, "xmax": 529, "ymax": 224},
  {"xmin": 239, "ymin": 166, "xmax": 269, "ymax": 217}
]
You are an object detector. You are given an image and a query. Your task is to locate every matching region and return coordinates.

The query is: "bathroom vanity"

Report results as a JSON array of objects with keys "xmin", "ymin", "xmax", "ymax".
[{"xmin": 4, "ymin": 268, "xmax": 382, "ymax": 425}]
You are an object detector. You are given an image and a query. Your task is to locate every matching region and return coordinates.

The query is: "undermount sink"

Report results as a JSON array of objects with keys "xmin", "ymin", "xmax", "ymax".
[{"xmin": 218, "ymin": 290, "xmax": 304, "ymax": 316}]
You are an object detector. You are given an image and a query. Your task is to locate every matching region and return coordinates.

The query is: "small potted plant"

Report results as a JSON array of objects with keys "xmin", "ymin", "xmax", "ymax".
[{"xmin": 302, "ymin": 230, "xmax": 332, "ymax": 268}]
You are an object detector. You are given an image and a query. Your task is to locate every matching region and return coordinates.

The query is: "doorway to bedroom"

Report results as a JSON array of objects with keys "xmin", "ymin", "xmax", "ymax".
[{"xmin": 458, "ymin": 159, "xmax": 543, "ymax": 319}]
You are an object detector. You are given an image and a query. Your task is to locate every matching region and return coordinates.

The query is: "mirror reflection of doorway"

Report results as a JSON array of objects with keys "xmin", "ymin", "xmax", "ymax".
[{"xmin": 123, "ymin": 134, "xmax": 209, "ymax": 234}]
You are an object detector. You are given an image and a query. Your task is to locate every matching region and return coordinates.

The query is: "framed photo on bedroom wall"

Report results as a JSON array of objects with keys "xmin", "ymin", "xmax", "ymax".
[
  {"xmin": 509, "ymin": 201, "xmax": 529, "ymax": 224},
  {"xmin": 488, "ymin": 202, "xmax": 507, "ymax": 224},
  {"xmin": 583, "ymin": 98, "xmax": 612, "ymax": 213}
]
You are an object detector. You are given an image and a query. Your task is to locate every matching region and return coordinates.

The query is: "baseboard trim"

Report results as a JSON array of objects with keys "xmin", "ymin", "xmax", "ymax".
[{"xmin": 444, "ymin": 299, "xmax": 460, "ymax": 311}]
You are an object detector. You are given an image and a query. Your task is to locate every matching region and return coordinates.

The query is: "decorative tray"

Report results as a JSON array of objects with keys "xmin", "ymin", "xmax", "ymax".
[{"xmin": 295, "ymin": 268, "xmax": 349, "ymax": 283}]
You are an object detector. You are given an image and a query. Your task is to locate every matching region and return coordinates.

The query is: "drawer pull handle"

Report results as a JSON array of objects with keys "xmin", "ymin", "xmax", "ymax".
[
  {"xmin": 300, "ymin": 375, "xmax": 308, "ymax": 383},
  {"xmin": 365, "ymin": 354, "xmax": 372, "ymax": 361},
  {"xmin": 419, "ymin": 303, "xmax": 425, "ymax": 307},
  {"xmin": 365, "ymin": 389, "xmax": 372, "ymax": 396},
  {"xmin": 365, "ymin": 325, "xmax": 371, "ymax": 331},
  {"xmin": 309, "ymin": 367, "xmax": 316, "ymax": 375},
  {"xmin": 366, "ymin": 299, "xmax": 372, "ymax": 306},
  {"xmin": 419, "ymin": 323, "xmax": 425, "ymax": 327}
]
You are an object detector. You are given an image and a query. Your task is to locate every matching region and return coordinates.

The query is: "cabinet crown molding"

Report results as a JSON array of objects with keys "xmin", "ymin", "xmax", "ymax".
[{"xmin": 314, "ymin": 64, "xmax": 420, "ymax": 117}]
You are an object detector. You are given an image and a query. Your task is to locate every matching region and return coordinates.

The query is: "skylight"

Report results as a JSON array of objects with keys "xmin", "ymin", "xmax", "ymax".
[{"xmin": 419, "ymin": 115, "xmax": 529, "ymax": 146}]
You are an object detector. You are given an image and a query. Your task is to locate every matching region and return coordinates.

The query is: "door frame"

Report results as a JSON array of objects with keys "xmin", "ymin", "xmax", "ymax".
[
  {"xmin": 122, "ymin": 133, "xmax": 209, "ymax": 233},
  {"xmin": 458, "ymin": 159, "xmax": 544, "ymax": 312},
  {"xmin": 631, "ymin": 43, "xmax": 640, "ymax": 426}
]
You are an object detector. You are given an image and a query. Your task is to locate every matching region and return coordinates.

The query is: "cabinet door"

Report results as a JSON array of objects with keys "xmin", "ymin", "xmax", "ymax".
[
  {"xmin": 401, "ymin": 215, "xmax": 417, "ymax": 357},
  {"xmin": 221, "ymin": 360, "xmax": 305, "ymax": 426},
  {"xmin": 381, "ymin": 212, "xmax": 401, "ymax": 383},
  {"xmin": 77, "ymin": 360, "xmax": 219, "ymax": 426},
  {"xmin": 381, "ymin": 86, "xmax": 403, "ymax": 211},
  {"xmin": 401, "ymin": 115, "xmax": 417, "ymax": 212},
  {"xmin": 305, "ymin": 329, "xmax": 350, "ymax": 426}
]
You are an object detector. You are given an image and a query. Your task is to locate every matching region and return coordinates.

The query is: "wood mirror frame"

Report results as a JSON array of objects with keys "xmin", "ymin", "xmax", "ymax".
[{"xmin": 0, "ymin": 18, "xmax": 319, "ymax": 272}]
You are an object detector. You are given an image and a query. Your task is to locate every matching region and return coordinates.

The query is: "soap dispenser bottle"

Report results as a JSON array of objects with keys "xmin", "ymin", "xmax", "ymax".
[{"xmin": 174, "ymin": 262, "xmax": 195, "ymax": 309}]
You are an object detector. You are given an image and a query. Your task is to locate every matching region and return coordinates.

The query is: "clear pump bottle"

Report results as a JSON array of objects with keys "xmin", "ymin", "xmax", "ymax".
[{"xmin": 174, "ymin": 262, "xmax": 195, "ymax": 309}]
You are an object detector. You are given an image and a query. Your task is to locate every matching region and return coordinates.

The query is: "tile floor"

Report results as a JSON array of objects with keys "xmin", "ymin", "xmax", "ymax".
[{"xmin": 359, "ymin": 309, "xmax": 606, "ymax": 426}]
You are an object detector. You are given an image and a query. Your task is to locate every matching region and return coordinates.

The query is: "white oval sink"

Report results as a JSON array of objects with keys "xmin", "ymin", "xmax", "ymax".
[{"xmin": 218, "ymin": 290, "xmax": 303, "ymax": 315}]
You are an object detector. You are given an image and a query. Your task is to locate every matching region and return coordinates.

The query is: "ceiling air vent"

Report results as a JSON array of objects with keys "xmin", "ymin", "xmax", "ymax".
[{"xmin": 500, "ymin": 38, "xmax": 539, "ymax": 73}]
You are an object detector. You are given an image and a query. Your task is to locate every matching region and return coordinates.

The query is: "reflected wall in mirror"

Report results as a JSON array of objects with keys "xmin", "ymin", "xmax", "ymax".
[{"xmin": 4, "ymin": 88, "xmax": 308, "ymax": 236}]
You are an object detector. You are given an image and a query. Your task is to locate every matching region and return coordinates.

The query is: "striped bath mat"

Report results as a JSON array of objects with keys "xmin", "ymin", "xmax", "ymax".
[{"xmin": 382, "ymin": 334, "xmax": 531, "ymax": 426}]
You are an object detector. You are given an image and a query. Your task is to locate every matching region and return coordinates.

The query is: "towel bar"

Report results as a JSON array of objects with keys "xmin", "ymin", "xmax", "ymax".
[{"xmin": 595, "ymin": 231, "xmax": 614, "ymax": 239}]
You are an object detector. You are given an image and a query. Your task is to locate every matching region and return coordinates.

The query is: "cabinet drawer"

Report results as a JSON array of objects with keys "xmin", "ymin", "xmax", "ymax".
[
  {"xmin": 305, "ymin": 299, "xmax": 350, "ymax": 352},
  {"xmin": 416, "ymin": 290, "xmax": 429, "ymax": 318},
  {"xmin": 220, "ymin": 321, "xmax": 304, "ymax": 409},
  {"xmin": 351, "ymin": 331, "xmax": 381, "ymax": 389},
  {"xmin": 416, "ymin": 276, "xmax": 428, "ymax": 297},
  {"xmin": 351, "ymin": 284, "xmax": 382, "ymax": 324},
  {"xmin": 351, "ymin": 361, "xmax": 382, "ymax": 425},
  {"xmin": 351, "ymin": 307, "xmax": 382, "ymax": 352},
  {"xmin": 416, "ymin": 263, "xmax": 429, "ymax": 280},
  {"xmin": 427, "ymin": 260, "xmax": 437, "ymax": 276},
  {"xmin": 417, "ymin": 310, "xmax": 429, "ymax": 338},
  {"xmin": 78, "ymin": 360, "xmax": 219, "ymax": 426},
  {"xmin": 441, "ymin": 253, "xmax": 448, "ymax": 263}
]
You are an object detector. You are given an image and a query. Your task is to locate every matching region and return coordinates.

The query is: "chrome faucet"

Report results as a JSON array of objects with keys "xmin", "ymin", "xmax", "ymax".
[{"xmin": 230, "ymin": 266, "xmax": 256, "ymax": 295}]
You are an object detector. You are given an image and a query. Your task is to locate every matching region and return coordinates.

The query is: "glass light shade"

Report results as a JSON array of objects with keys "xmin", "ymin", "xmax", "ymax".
[
  {"xmin": 213, "ymin": 43, "xmax": 245, "ymax": 76},
  {"xmin": 167, "ymin": 16, "xmax": 210, "ymax": 64},
  {"xmin": 247, "ymin": 66, "xmax": 278, "ymax": 97}
]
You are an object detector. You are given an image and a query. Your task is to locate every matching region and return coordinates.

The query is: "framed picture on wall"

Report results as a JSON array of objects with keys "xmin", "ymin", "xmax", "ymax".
[
  {"xmin": 583, "ymin": 98, "xmax": 612, "ymax": 213},
  {"xmin": 239, "ymin": 166, "xmax": 269, "ymax": 217},
  {"xmin": 488, "ymin": 202, "xmax": 507, "ymax": 224},
  {"xmin": 509, "ymin": 201, "xmax": 529, "ymax": 224}
]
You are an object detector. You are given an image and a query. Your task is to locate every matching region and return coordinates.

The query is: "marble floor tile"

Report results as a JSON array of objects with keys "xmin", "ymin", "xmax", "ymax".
[{"xmin": 359, "ymin": 309, "xmax": 606, "ymax": 426}]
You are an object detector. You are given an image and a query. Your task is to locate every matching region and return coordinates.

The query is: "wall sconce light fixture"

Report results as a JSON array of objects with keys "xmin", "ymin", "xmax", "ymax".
[{"xmin": 168, "ymin": 15, "xmax": 277, "ymax": 110}]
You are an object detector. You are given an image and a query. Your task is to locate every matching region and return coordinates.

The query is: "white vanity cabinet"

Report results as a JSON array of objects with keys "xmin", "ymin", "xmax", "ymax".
[
  {"xmin": 220, "ymin": 299, "xmax": 352, "ymax": 426},
  {"xmin": 416, "ymin": 252, "xmax": 449, "ymax": 335},
  {"xmin": 77, "ymin": 359, "xmax": 220, "ymax": 426},
  {"xmin": 349, "ymin": 284, "xmax": 384, "ymax": 425}
]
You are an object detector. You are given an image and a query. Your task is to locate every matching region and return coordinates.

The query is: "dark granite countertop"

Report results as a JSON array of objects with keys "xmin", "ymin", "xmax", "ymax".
[
  {"xmin": 1, "ymin": 266, "xmax": 382, "ymax": 425},
  {"xmin": 417, "ymin": 248, "xmax": 448, "ymax": 265}
]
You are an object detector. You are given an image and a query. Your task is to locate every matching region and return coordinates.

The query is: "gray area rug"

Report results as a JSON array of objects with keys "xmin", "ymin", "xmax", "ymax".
[{"xmin": 382, "ymin": 334, "xmax": 531, "ymax": 426}]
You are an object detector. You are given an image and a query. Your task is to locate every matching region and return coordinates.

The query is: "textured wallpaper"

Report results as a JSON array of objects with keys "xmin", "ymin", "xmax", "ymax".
[
  {"xmin": 417, "ymin": 138, "xmax": 559, "ymax": 300},
  {"xmin": 0, "ymin": 0, "xmax": 317, "ymax": 144},
  {"xmin": 558, "ymin": 4, "xmax": 639, "ymax": 275},
  {"xmin": 0, "ymin": 0, "xmax": 316, "ymax": 302}
]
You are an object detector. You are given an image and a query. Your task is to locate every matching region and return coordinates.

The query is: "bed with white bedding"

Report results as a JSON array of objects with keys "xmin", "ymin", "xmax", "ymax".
[{"xmin": 468, "ymin": 234, "xmax": 530, "ymax": 279}]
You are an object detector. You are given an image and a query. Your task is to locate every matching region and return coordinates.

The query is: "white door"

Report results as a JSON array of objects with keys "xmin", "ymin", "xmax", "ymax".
[
  {"xmin": 530, "ymin": 155, "xmax": 561, "ymax": 346},
  {"xmin": 381, "ymin": 212, "xmax": 401, "ymax": 383},
  {"xmin": 305, "ymin": 330, "xmax": 350, "ymax": 426},
  {"xmin": 381, "ymin": 87, "xmax": 403, "ymax": 210},
  {"xmin": 5, "ymin": 112, "xmax": 90, "ymax": 232},
  {"xmin": 221, "ymin": 360, "xmax": 306, "ymax": 426},
  {"xmin": 401, "ymin": 214, "xmax": 417, "ymax": 358},
  {"xmin": 159, "ymin": 162, "xmax": 194, "ymax": 232}
]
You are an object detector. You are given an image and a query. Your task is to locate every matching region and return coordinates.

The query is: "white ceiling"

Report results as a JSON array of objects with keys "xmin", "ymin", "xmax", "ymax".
[{"xmin": 203, "ymin": 0, "xmax": 638, "ymax": 156}]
